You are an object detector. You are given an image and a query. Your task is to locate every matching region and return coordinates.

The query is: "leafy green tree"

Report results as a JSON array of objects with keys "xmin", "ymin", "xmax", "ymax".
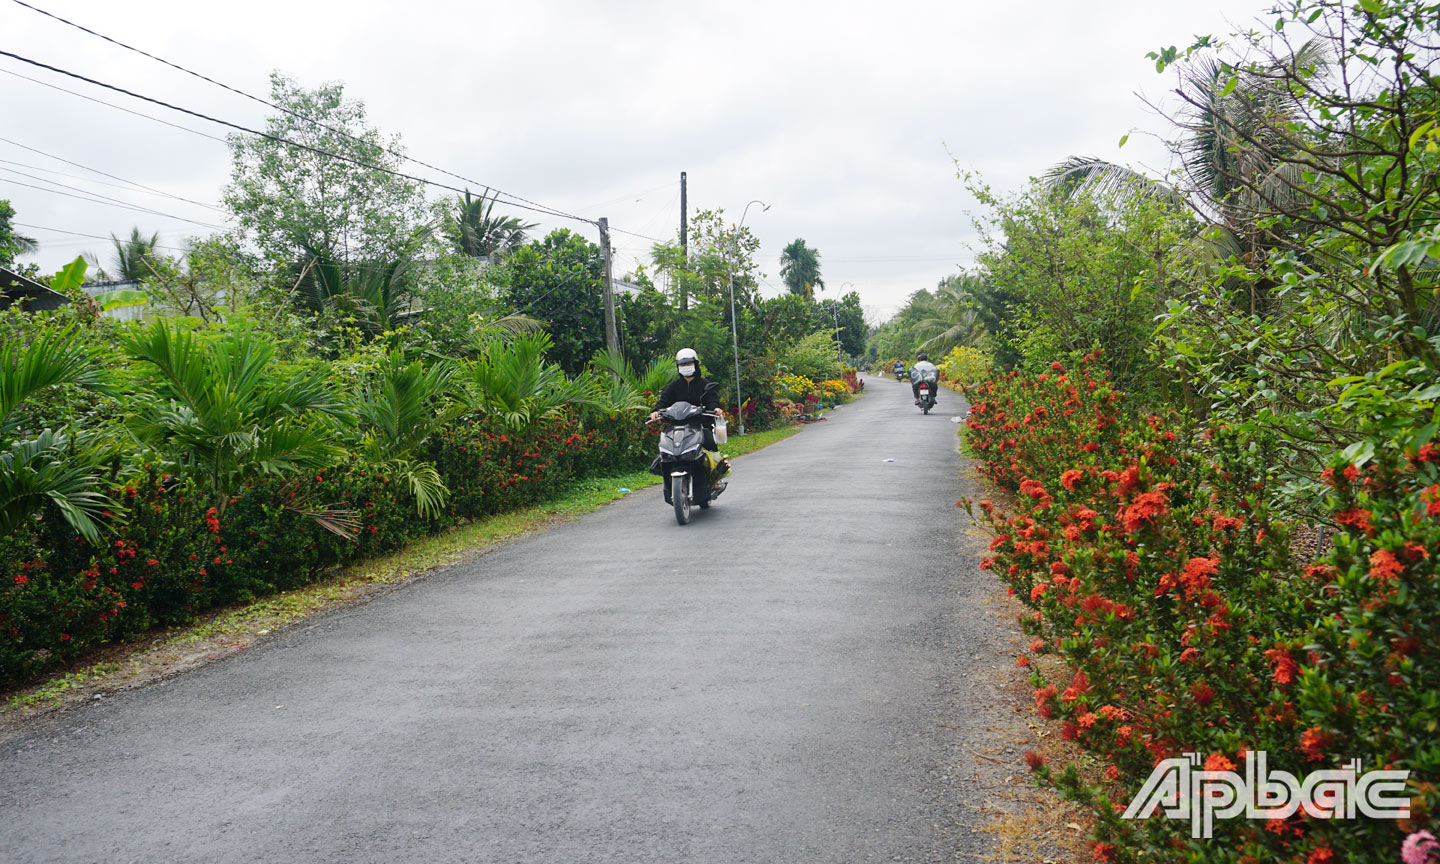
[
  {"xmin": 223, "ymin": 73, "xmax": 427, "ymax": 265},
  {"xmin": 779, "ymin": 238, "xmax": 823, "ymax": 298},
  {"xmin": 123, "ymin": 320, "xmax": 349, "ymax": 516},
  {"xmin": 817, "ymin": 291, "xmax": 866, "ymax": 357},
  {"xmin": 441, "ymin": 190, "xmax": 537, "ymax": 259},
  {"xmin": 504, "ymin": 229, "xmax": 607, "ymax": 376},
  {"xmin": 0, "ymin": 200, "xmax": 38, "ymax": 269}
]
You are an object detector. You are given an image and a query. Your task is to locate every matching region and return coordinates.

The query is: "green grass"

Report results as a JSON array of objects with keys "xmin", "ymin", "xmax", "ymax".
[{"xmin": 7, "ymin": 663, "xmax": 122, "ymax": 709}]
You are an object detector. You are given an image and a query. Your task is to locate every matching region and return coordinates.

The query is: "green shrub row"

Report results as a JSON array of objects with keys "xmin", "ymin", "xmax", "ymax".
[
  {"xmin": 0, "ymin": 412, "xmax": 652, "ymax": 687},
  {"xmin": 961, "ymin": 357, "xmax": 1439, "ymax": 863}
]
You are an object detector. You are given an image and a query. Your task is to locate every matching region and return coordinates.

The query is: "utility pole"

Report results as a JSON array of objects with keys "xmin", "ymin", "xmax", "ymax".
[
  {"xmin": 598, "ymin": 217, "xmax": 618, "ymax": 357},
  {"xmin": 679, "ymin": 171, "xmax": 688, "ymax": 312}
]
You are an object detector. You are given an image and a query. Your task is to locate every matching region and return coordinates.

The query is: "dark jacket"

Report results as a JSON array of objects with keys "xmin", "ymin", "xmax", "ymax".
[{"xmin": 655, "ymin": 375, "xmax": 719, "ymax": 413}]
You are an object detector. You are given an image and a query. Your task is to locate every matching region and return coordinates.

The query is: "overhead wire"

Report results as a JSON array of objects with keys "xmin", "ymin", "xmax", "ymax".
[
  {"xmin": 6, "ymin": 0, "xmax": 594, "ymax": 226},
  {"xmin": 1, "ymin": 174, "xmax": 228, "ymax": 230},
  {"xmin": 0, "ymin": 150, "xmax": 227, "ymax": 214}
]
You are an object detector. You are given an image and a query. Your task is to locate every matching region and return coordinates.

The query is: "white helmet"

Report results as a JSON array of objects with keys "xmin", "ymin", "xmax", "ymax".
[{"xmin": 675, "ymin": 347, "xmax": 699, "ymax": 376}]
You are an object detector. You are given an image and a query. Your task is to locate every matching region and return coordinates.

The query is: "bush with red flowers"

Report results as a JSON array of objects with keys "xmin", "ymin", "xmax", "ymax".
[
  {"xmin": 0, "ymin": 410, "xmax": 655, "ymax": 689},
  {"xmin": 961, "ymin": 355, "xmax": 1440, "ymax": 863}
]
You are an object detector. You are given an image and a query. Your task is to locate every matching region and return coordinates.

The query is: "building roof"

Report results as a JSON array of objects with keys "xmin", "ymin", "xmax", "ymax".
[{"xmin": 0, "ymin": 266, "xmax": 70, "ymax": 312}]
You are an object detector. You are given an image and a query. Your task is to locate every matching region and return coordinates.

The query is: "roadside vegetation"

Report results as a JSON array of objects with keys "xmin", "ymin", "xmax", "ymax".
[
  {"xmin": 935, "ymin": 2, "xmax": 1440, "ymax": 861},
  {"xmin": 1, "ymin": 76, "xmax": 855, "ymax": 690}
]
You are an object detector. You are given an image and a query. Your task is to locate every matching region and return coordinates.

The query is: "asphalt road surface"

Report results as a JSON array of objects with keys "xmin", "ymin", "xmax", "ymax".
[{"xmin": 1, "ymin": 376, "xmax": 1020, "ymax": 863}]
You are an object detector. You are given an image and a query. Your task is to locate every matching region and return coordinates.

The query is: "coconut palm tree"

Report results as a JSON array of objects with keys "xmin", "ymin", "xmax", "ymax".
[
  {"xmin": 443, "ymin": 189, "xmax": 538, "ymax": 259},
  {"xmin": 1043, "ymin": 40, "xmax": 1332, "ymax": 314},
  {"xmin": 123, "ymin": 320, "xmax": 350, "ymax": 516},
  {"xmin": 94, "ymin": 228, "xmax": 161, "ymax": 282},
  {"xmin": 0, "ymin": 326, "xmax": 116, "ymax": 542},
  {"xmin": 779, "ymin": 239, "xmax": 823, "ymax": 298},
  {"xmin": 913, "ymin": 273, "xmax": 986, "ymax": 355}
]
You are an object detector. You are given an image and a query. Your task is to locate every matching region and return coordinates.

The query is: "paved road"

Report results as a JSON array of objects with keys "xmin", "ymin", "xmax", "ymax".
[{"xmin": 1, "ymin": 377, "xmax": 1016, "ymax": 863}]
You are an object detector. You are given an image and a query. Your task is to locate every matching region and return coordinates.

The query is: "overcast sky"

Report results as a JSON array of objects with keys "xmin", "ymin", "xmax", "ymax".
[{"xmin": 3, "ymin": 0, "xmax": 1268, "ymax": 322}]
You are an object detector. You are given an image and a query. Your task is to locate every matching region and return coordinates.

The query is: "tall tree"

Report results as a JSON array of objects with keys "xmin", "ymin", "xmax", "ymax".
[
  {"xmin": 94, "ymin": 227, "xmax": 159, "ymax": 282},
  {"xmin": 0, "ymin": 200, "xmax": 38, "ymax": 269},
  {"xmin": 503, "ymin": 229, "xmax": 608, "ymax": 376},
  {"xmin": 223, "ymin": 73, "xmax": 427, "ymax": 266},
  {"xmin": 779, "ymin": 238, "xmax": 823, "ymax": 298},
  {"xmin": 441, "ymin": 189, "xmax": 537, "ymax": 259}
]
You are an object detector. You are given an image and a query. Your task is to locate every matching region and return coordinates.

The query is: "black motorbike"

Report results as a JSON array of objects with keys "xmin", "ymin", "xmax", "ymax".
[
  {"xmin": 916, "ymin": 379, "xmax": 937, "ymax": 414},
  {"xmin": 650, "ymin": 398, "xmax": 729, "ymax": 525}
]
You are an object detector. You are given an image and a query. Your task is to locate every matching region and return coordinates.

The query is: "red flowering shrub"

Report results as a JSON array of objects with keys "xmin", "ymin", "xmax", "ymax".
[
  {"xmin": 0, "ymin": 408, "xmax": 654, "ymax": 689},
  {"xmin": 962, "ymin": 355, "xmax": 1439, "ymax": 862}
]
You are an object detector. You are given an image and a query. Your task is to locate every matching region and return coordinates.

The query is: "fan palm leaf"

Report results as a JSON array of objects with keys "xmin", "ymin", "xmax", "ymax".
[{"xmin": 0, "ymin": 430, "xmax": 116, "ymax": 543}]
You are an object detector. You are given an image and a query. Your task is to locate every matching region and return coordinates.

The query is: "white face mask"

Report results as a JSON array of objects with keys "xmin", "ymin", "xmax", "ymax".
[{"xmin": 678, "ymin": 364, "xmax": 697, "ymax": 377}]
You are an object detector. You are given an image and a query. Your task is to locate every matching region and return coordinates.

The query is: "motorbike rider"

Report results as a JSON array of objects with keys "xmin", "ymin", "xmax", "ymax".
[
  {"xmin": 909, "ymin": 352, "xmax": 939, "ymax": 405},
  {"xmin": 649, "ymin": 348, "xmax": 727, "ymax": 499},
  {"xmin": 649, "ymin": 348, "xmax": 722, "ymax": 420}
]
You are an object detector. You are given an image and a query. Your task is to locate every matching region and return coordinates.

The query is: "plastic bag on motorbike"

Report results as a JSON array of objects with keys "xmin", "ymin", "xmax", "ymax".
[{"xmin": 713, "ymin": 415, "xmax": 728, "ymax": 445}]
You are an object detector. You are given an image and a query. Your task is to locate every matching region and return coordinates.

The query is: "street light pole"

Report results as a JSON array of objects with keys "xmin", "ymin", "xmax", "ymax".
[
  {"xmin": 834, "ymin": 281, "xmax": 854, "ymax": 366},
  {"xmin": 730, "ymin": 199, "xmax": 768, "ymax": 435}
]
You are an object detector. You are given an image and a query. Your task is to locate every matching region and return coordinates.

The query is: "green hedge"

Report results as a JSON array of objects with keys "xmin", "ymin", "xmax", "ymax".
[
  {"xmin": 961, "ymin": 356, "xmax": 1439, "ymax": 863},
  {"xmin": 0, "ymin": 411, "xmax": 654, "ymax": 688}
]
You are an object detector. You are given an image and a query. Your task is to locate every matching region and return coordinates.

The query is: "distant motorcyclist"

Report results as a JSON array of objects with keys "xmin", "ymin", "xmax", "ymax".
[{"xmin": 909, "ymin": 353, "xmax": 939, "ymax": 405}]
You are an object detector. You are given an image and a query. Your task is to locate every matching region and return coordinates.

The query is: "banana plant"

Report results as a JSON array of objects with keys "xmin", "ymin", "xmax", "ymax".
[
  {"xmin": 0, "ymin": 324, "xmax": 117, "ymax": 542},
  {"xmin": 462, "ymin": 332, "xmax": 598, "ymax": 430},
  {"xmin": 352, "ymin": 351, "xmax": 462, "ymax": 518},
  {"xmin": 122, "ymin": 319, "xmax": 350, "ymax": 516}
]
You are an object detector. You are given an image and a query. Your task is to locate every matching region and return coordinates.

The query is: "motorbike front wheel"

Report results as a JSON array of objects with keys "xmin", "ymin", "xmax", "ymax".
[{"xmin": 672, "ymin": 473, "xmax": 691, "ymax": 525}]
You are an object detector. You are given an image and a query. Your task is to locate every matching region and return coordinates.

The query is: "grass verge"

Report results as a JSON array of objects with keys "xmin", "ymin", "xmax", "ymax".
[{"xmin": 0, "ymin": 424, "xmax": 801, "ymax": 727}]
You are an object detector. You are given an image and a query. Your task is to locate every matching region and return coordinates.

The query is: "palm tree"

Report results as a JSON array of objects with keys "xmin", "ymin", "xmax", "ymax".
[
  {"xmin": 0, "ymin": 326, "xmax": 117, "ymax": 542},
  {"xmin": 122, "ymin": 320, "xmax": 350, "ymax": 516},
  {"xmin": 443, "ymin": 189, "xmax": 538, "ymax": 259},
  {"xmin": 353, "ymin": 352, "xmax": 462, "ymax": 518},
  {"xmin": 97, "ymin": 228, "xmax": 161, "ymax": 282},
  {"xmin": 1043, "ymin": 40, "xmax": 1332, "ymax": 313},
  {"xmin": 297, "ymin": 228, "xmax": 431, "ymax": 339},
  {"xmin": 462, "ymin": 332, "xmax": 598, "ymax": 430},
  {"xmin": 913, "ymin": 273, "xmax": 986, "ymax": 354},
  {"xmin": 779, "ymin": 239, "xmax": 823, "ymax": 298},
  {"xmin": 586, "ymin": 347, "xmax": 671, "ymax": 415}
]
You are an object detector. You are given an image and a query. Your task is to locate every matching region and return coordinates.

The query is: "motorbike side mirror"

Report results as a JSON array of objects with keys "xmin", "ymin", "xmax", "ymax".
[{"xmin": 703, "ymin": 381, "xmax": 720, "ymax": 394}]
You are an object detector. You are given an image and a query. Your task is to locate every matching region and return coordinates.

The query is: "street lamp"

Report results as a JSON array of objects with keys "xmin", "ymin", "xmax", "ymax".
[
  {"xmin": 834, "ymin": 282, "xmax": 854, "ymax": 366},
  {"xmin": 729, "ymin": 199, "xmax": 768, "ymax": 435}
]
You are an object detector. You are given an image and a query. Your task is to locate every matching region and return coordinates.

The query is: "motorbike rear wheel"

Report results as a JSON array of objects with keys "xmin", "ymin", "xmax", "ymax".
[{"xmin": 672, "ymin": 474, "xmax": 691, "ymax": 525}]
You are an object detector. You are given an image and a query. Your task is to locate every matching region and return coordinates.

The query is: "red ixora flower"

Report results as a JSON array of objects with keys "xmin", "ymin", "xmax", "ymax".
[
  {"xmin": 1122, "ymin": 490, "xmax": 1169, "ymax": 533},
  {"xmin": 1060, "ymin": 469, "xmax": 1083, "ymax": 491},
  {"xmin": 1369, "ymin": 549, "xmax": 1405, "ymax": 581},
  {"xmin": 1300, "ymin": 727, "xmax": 1332, "ymax": 761},
  {"xmin": 1266, "ymin": 647, "xmax": 1300, "ymax": 685},
  {"xmin": 13, "ymin": 574, "xmax": 28, "ymax": 585},
  {"xmin": 1024, "ymin": 750, "xmax": 1046, "ymax": 769}
]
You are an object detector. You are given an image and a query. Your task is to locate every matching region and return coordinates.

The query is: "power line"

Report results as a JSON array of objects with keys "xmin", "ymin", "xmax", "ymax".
[
  {"xmin": 0, "ymin": 66, "xmax": 229, "ymax": 144},
  {"xmin": 7, "ymin": 0, "xmax": 593, "ymax": 226},
  {"xmin": 0, "ymin": 140, "xmax": 227, "ymax": 214},
  {"xmin": 0, "ymin": 173, "xmax": 228, "ymax": 230},
  {"xmin": 1, "ymin": 48, "xmax": 593, "ymax": 226}
]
